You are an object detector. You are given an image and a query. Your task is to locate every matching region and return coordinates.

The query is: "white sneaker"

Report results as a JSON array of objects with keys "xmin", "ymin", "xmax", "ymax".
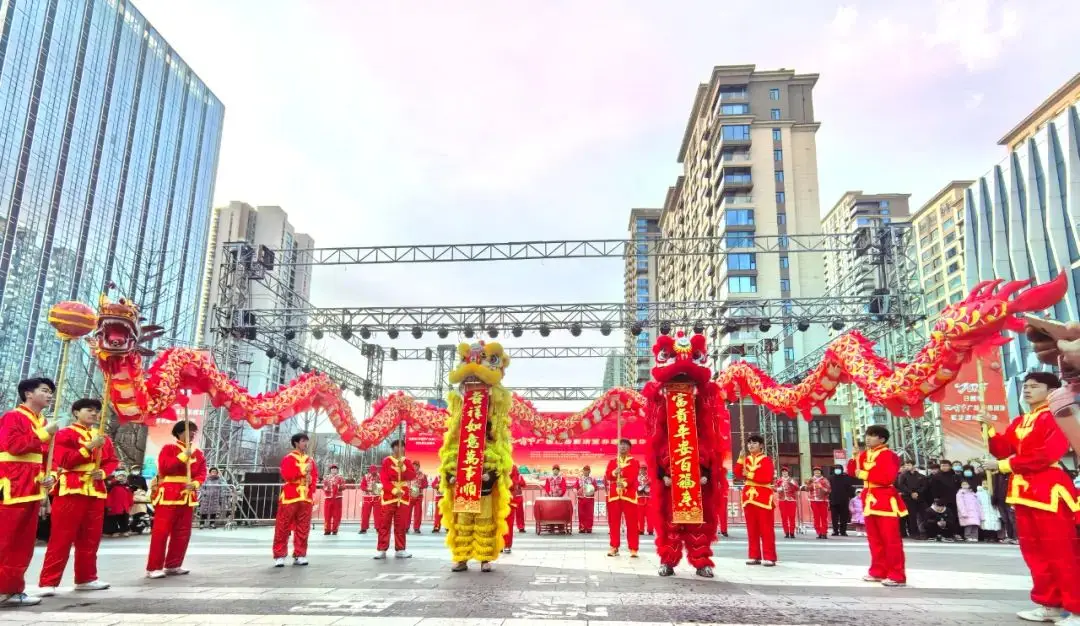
[
  {"xmin": 373, "ymin": 551, "xmax": 387, "ymax": 560},
  {"xmin": 74, "ymin": 580, "xmax": 110, "ymax": 592},
  {"xmin": 1054, "ymin": 616, "xmax": 1080, "ymax": 626},
  {"xmin": 1, "ymin": 593, "xmax": 41, "ymax": 606},
  {"xmin": 1017, "ymin": 606, "xmax": 1068, "ymax": 622},
  {"xmin": 146, "ymin": 570, "xmax": 166, "ymax": 579},
  {"xmin": 394, "ymin": 550, "xmax": 412, "ymax": 559},
  {"xmin": 164, "ymin": 567, "xmax": 189, "ymax": 576},
  {"xmin": 37, "ymin": 586, "xmax": 58, "ymax": 597},
  {"xmin": 273, "ymin": 558, "xmax": 286, "ymax": 568},
  {"xmin": 294, "ymin": 557, "xmax": 309, "ymax": 566}
]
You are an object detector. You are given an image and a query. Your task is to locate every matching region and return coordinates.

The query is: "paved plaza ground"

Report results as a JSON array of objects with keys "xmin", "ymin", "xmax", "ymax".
[{"xmin": 2, "ymin": 525, "xmax": 1038, "ymax": 625}]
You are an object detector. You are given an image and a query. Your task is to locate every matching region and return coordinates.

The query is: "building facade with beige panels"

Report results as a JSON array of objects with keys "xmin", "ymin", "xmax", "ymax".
[
  {"xmin": 912, "ymin": 181, "xmax": 972, "ymax": 333},
  {"xmin": 658, "ymin": 65, "xmax": 829, "ymax": 375},
  {"xmin": 821, "ymin": 191, "xmax": 911, "ymax": 301},
  {"xmin": 624, "ymin": 207, "xmax": 663, "ymax": 386}
]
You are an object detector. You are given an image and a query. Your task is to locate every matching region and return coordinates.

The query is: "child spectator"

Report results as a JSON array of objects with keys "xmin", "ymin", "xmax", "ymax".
[
  {"xmin": 955, "ymin": 480, "xmax": 982, "ymax": 542},
  {"xmin": 848, "ymin": 488, "xmax": 864, "ymax": 532},
  {"xmin": 975, "ymin": 483, "xmax": 1001, "ymax": 542},
  {"xmin": 104, "ymin": 472, "xmax": 134, "ymax": 537},
  {"xmin": 924, "ymin": 499, "xmax": 951, "ymax": 541}
]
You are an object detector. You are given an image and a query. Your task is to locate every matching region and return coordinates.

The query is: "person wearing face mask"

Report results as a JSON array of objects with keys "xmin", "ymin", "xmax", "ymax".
[
  {"xmin": 928, "ymin": 460, "xmax": 962, "ymax": 540},
  {"xmin": 826, "ymin": 463, "xmax": 855, "ymax": 536},
  {"xmin": 895, "ymin": 461, "xmax": 928, "ymax": 539}
]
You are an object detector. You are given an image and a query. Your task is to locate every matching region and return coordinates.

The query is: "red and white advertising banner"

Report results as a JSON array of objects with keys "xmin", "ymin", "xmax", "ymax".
[{"xmin": 938, "ymin": 348, "xmax": 1011, "ymax": 464}]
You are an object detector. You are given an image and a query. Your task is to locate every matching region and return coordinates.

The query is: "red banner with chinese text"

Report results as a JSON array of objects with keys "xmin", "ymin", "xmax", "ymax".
[
  {"xmin": 666, "ymin": 384, "xmax": 703, "ymax": 524},
  {"xmin": 453, "ymin": 386, "xmax": 489, "ymax": 513},
  {"xmin": 938, "ymin": 348, "xmax": 1010, "ymax": 463}
]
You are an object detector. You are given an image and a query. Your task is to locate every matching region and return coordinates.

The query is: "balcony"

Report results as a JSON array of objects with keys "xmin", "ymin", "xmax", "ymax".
[{"xmin": 719, "ymin": 169, "xmax": 753, "ymax": 195}]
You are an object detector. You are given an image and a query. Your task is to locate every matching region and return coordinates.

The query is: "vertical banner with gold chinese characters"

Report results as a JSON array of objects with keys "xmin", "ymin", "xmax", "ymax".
[
  {"xmin": 665, "ymin": 383, "xmax": 703, "ymax": 524},
  {"xmin": 453, "ymin": 385, "xmax": 490, "ymax": 513}
]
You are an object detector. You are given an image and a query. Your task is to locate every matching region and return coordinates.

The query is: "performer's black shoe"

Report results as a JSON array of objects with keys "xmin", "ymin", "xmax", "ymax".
[
  {"xmin": 451, "ymin": 562, "xmax": 468, "ymax": 572},
  {"xmin": 721, "ymin": 532, "xmax": 728, "ymax": 537},
  {"xmin": 658, "ymin": 565, "xmax": 675, "ymax": 577},
  {"xmin": 695, "ymin": 567, "xmax": 714, "ymax": 578},
  {"xmin": 431, "ymin": 528, "xmax": 440, "ymax": 533}
]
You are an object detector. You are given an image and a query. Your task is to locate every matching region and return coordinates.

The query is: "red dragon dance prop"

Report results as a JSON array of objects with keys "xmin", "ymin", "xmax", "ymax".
[
  {"xmin": 715, "ymin": 273, "xmax": 1069, "ymax": 420},
  {"xmin": 642, "ymin": 328, "xmax": 726, "ymax": 579}
]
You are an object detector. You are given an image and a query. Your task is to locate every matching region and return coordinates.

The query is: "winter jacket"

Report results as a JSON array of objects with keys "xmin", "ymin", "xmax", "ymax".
[
  {"xmin": 929, "ymin": 470, "xmax": 961, "ymax": 504},
  {"xmin": 895, "ymin": 469, "xmax": 928, "ymax": 502},
  {"xmin": 827, "ymin": 467, "xmax": 856, "ymax": 506},
  {"xmin": 976, "ymin": 488, "xmax": 1000, "ymax": 531},
  {"xmin": 955, "ymin": 488, "xmax": 982, "ymax": 526}
]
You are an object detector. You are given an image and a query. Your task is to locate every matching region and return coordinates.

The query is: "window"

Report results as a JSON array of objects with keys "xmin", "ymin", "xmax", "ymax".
[
  {"xmin": 636, "ymin": 257, "xmax": 648, "ymax": 270},
  {"xmin": 636, "ymin": 278, "xmax": 648, "ymax": 288},
  {"xmin": 718, "ymin": 86, "xmax": 747, "ymax": 101},
  {"xmin": 780, "ymin": 278, "xmax": 790, "ymax": 291},
  {"xmin": 945, "ymin": 246, "xmax": 958, "ymax": 259},
  {"xmin": 948, "ymin": 276, "xmax": 962, "ymax": 290},
  {"xmin": 773, "ymin": 149, "xmax": 783, "ymax": 161},
  {"xmin": 636, "ymin": 218, "xmax": 648, "ymax": 232},
  {"xmin": 729, "ymin": 253, "xmax": 757, "ymax": 270},
  {"xmin": 777, "ymin": 419, "xmax": 797, "ymax": 443},
  {"xmin": 944, "ymin": 232, "xmax": 956, "ymax": 244},
  {"xmin": 726, "ymin": 233, "xmax": 755, "ymax": 248},
  {"xmin": 947, "ymin": 261, "xmax": 960, "ymax": 273},
  {"xmin": 879, "ymin": 200, "xmax": 889, "ymax": 209},
  {"xmin": 770, "ymin": 108, "xmax": 781, "ymax": 120},
  {"xmin": 721, "ymin": 125, "xmax": 751, "ymax": 140},
  {"xmin": 779, "ymin": 256, "xmax": 789, "ymax": 269},
  {"xmin": 772, "ymin": 128, "xmax": 781, "ymax": 141},
  {"xmin": 777, "ymin": 213, "xmax": 786, "ymax": 225},
  {"xmin": 776, "ymin": 191, "xmax": 786, "ymax": 204},
  {"xmin": 719, "ymin": 103, "xmax": 749, "ymax": 115},
  {"xmin": 725, "ymin": 209, "xmax": 754, "ymax": 225},
  {"xmin": 724, "ymin": 172, "xmax": 752, "ymax": 184},
  {"xmin": 728, "ymin": 276, "xmax": 757, "ymax": 293},
  {"xmin": 775, "ymin": 171, "xmax": 784, "ymax": 183},
  {"xmin": 942, "ymin": 217, "xmax": 954, "ymax": 231},
  {"xmin": 783, "ymin": 347, "xmax": 795, "ymax": 362},
  {"xmin": 769, "ymin": 88, "xmax": 780, "ymax": 100},
  {"xmin": 778, "ymin": 235, "xmax": 789, "ymax": 248}
]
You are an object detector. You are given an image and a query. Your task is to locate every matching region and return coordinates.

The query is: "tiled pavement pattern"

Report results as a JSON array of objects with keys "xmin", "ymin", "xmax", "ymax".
[{"xmin": 1, "ymin": 526, "xmax": 1036, "ymax": 625}]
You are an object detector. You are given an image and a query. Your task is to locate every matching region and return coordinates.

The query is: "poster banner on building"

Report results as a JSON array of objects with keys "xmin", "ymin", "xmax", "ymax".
[
  {"xmin": 407, "ymin": 409, "xmax": 649, "ymax": 485},
  {"xmin": 140, "ymin": 350, "xmax": 213, "ymax": 479},
  {"xmin": 938, "ymin": 348, "xmax": 1011, "ymax": 464}
]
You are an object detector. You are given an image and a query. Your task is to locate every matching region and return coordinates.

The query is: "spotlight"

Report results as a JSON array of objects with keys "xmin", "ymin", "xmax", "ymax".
[
  {"xmin": 539, "ymin": 324, "xmax": 551, "ymax": 337},
  {"xmin": 758, "ymin": 321, "xmax": 771, "ymax": 333},
  {"xmin": 722, "ymin": 323, "xmax": 739, "ymax": 335},
  {"xmin": 831, "ymin": 320, "xmax": 845, "ymax": 331},
  {"xmin": 265, "ymin": 348, "xmax": 276, "ymax": 359},
  {"xmin": 355, "ymin": 386, "xmax": 363, "ymax": 397},
  {"xmin": 390, "ymin": 348, "xmax": 398, "ymax": 361},
  {"xmin": 289, "ymin": 358, "xmax": 300, "ymax": 370},
  {"xmin": 361, "ymin": 344, "xmax": 374, "ymax": 358},
  {"xmin": 570, "ymin": 323, "xmax": 582, "ymax": 337},
  {"xmin": 692, "ymin": 321, "xmax": 705, "ymax": 334},
  {"xmin": 511, "ymin": 325, "xmax": 523, "ymax": 338},
  {"xmin": 284, "ymin": 329, "xmax": 296, "ymax": 341},
  {"xmin": 487, "ymin": 325, "xmax": 498, "ymax": 338},
  {"xmin": 312, "ymin": 329, "xmax": 323, "ymax": 340},
  {"xmin": 797, "ymin": 320, "xmax": 810, "ymax": 332},
  {"xmin": 363, "ymin": 381, "xmax": 373, "ymax": 401},
  {"xmin": 463, "ymin": 325, "xmax": 474, "ymax": 338},
  {"xmin": 411, "ymin": 326, "xmax": 423, "ymax": 339},
  {"xmin": 387, "ymin": 327, "xmax": 399, "ymax": 339},
  {"xmin": 302, "ymin": 364, "xmax": 311, "ymax": 373},
  {"xmin": 278, "ymin": 353, "xmax": 289, "ymax": 365},
  {"xmin": 425, "ymin": 348, "xmax": 433, "ymax": 361},
  {"xmin": 359, "ymin": 326, "xmax": 371, "ymax": 339},
  {"xmin": 340, "ymin": 325, "xmax": 353, "ymax": 340},
  {"xmin": 630, "ymin": 322, "xmax": 643, "ymax": 336},
  {"xmin": 600, "ymin": 322, "xmax": 612, "ymax": 336},
  {"xmin": 437, "ymin": 327, "xmax": 449, "ymax": 339},
  {"xmin": 659, "ymin": 322, "xmax": 672, "ymax": 335}
]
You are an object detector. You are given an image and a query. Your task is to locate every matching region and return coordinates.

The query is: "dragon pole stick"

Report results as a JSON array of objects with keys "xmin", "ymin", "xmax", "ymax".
[
  {"xmin": 43, "ymin": 338, "xmax": 74, "ymax": 494},
  {"xmin": 183, "ymin": 390, "xmax": 192, "ymax": 483},
  {"xmin": 975, "ymin": 357, "xmax": 993, "ymax": 495},
  {"xmin": 92, "ymin": 372, "xmax": 113, "ymax": 471}
]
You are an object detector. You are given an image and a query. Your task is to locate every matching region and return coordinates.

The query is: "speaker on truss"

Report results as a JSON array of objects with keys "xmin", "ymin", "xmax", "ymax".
[
  {"xmin": 257, "ymin": 245, "xmax": 275, "ymax": 271},
  {"xmin": 852, "ymin": 227, "xmax": 871, "ymax": 258}
]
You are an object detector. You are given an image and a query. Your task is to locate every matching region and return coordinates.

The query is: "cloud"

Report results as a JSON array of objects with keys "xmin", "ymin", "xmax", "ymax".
[
  {"xmin": 922, "ymin": 0, "xmax": 1021, "ymax": 71},
  {"xmin": 965, "ymin": 92, "xmax": 985, "ymax": 110},
  {"xmin": 829, "ymin": 5, "xmax": 858, "ymax": 35}
]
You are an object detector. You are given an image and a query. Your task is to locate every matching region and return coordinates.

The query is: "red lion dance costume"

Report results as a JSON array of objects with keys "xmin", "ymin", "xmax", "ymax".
[{"xmin": 643, "ymin": 328, "xmax": 728, "ymax": 578}]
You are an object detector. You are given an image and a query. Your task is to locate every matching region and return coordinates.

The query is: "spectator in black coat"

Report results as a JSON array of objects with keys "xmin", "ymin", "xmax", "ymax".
[
  {"xmin": 827, "ymin": 464, "xmax": 856, "ymax": 536},
  {"xmin": 991, "ymin": 471, "xmax": 1017, "ymax": 542},
  {"xmin": 929, "ymin": 460, "xmax": 962, "ymax": 538},
  {"xmin": 895, "ymin": 461, "xmax": 928, "ymax": 538},
  {"xmin": 923, "ymin": 499, "xmax": 953, "ymax": 541}
]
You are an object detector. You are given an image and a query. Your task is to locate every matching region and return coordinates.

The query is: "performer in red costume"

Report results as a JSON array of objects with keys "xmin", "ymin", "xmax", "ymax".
[
  {"xmin": 645, "ymin": 329, "xmax": 724, "ymax": 578},
  {"xmin": 358, "ymin": 464, "xmax": 379, "ymax": 534},
  {"xmin": 775, "ymin": 467, "xmax": 799, "ymax": 539},
  {"xmin": 503, "ymin": 465, "xmax": 523, "ymax": 553},
  {"xmin": 374, "ymin": 439, "xmax": 416, "ymax": 560},
  {"xmin": 543, "ymin": 465, "xmax": 567, "ymax": 496},
  {"xmin": 806, "ymin": 467, "xmax": 832, "ymax": 539},
  {"xmin": 578, "ymin": 465, "xmax": 597, "ymax": 533},
  {"xmin": 510, "ymin": 464, "xmax": 527, "ymax": 532},
  {"xmin": 716, "ymin": 470, "xmax": 730, "ymax": 538},
  {"xmin": 410, "ymin": 461, "xmax": 428, "ymax": 534},
  {"xmin": 636, "ymin": 465, "xmax": 653, "ymax": 536},
  {"xmin": 980, "ymin": 372, "xmax": 1080, "ymax": 623},
  {"xmin": 736, "ymin": 434, "xmax": 777, "ymax": 567},
  {"xmin": 848, "ymin": 425, "xmax": 907, "ymax": 587},
  {"xmin": 606, "ymin": 439, "xmax": 641, "ymax": 557},
  {"xmin": 431, "ymin": 474, "xmax": 443, "ymax": 532},
  {"xmin": 273, "ymin": 433, "xmax": 317, "ymax": 566},
  {"xmin": 38, "ymin": 398, "xmax": 118, "ymax": 595},
  {"xmin": 146, "ymin": 420, "xmax": 207, "ymax": 579},
  {"xmin": 322, "ymin": 464, "xmax": 345, "ymax": 536},
  {"xmin": 0, "ymin": 377, "xmax": 57, "ymax": 607}
]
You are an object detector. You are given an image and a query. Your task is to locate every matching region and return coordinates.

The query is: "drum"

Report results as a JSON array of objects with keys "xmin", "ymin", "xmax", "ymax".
[
  {"xmin": 582, "ymin": 483, "xmax": 596, "ymax": 497},
  {"xmin": 534, "ymin": 496, "xmax": 574, "ymax": 535},
  {"xmin": 410, "ymin": 485, "xmax": 420, "ymax": 498}
]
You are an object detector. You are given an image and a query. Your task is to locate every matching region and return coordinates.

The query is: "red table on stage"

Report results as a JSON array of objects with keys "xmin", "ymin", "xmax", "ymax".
[{"xmin": 534, "ymin": 497, "xmax": 573, "ymax": 535}]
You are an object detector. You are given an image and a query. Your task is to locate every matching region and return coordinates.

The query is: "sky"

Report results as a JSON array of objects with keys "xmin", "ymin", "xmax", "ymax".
[{"xmin": 135, "ymin": 0, "xmax": 1080, "ymax": 419}]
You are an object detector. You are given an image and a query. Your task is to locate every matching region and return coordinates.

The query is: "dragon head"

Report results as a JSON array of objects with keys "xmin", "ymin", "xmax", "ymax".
[
  {"xmin": 930, "ymin": 272, "xmax": 1069, "ymax": 352},
  {"xmin": 447, "ymin": 340, "xmax": 509, "ymax": 387},
  {"xmin": 93, "ymin": 294, "xmax": 165, "ymax": 359},
  {"xmin": 651, "ymin": 329, "xmax": 712, "ymax": 387}
]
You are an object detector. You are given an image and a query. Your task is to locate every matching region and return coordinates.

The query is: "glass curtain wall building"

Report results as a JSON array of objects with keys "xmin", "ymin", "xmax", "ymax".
[{"xmin": 0, "ymin": 0, "xmax": 224, "ymax": 406}]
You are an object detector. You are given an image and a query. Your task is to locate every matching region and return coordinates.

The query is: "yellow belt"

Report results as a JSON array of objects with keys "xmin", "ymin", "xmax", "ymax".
[
  {"xmin": 162, "ymin": 476, "xmax": 188, "ymax": 483},
  {"xmin": 865, "ymin": 482, "xmax": 889, "ymax": 489},
  {"xmin": 744, "ymin": 480, "xmax": 771, "ymax": 488},
  {"xmin": 68, "ymin": 463, "xmax": 96, "ymax": 473},
  {"xmin": 0, "ymin": 452, "xmax": 43, "ymax": 464}
]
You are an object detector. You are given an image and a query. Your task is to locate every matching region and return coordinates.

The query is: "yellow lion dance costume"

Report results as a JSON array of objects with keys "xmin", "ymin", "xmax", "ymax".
[{"xmin": 437, "ymin": 341, "xmax": 513, "ymax": 572}]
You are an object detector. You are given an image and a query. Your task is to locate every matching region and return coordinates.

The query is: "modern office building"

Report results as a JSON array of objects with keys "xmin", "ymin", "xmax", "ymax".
[
  {"xmin": 0, "ymin": 0, "xmax": 224, "ymax": 408},
  {"xmin": 624, "ymin": 207, "xmax": 661, "ymax": 387},
  {"xmin": 200, "ymin": 202, "xmax": 315, "ymax": 469},
  {"xmin": 912, "ymin": 181, "xmax": 973, "ymax": 331},
  {"xmin": 821, "ymin": 191, "xmax": 911, "ymax": 299},
  {"xmin": 964, "ymin": 72, "xmax": 1080, "ymax": 416}
]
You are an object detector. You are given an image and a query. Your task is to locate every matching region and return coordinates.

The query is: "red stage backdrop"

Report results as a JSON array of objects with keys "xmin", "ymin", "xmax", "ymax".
[
  {"xmin": 938, "ymin": 348, "xmax": 1010, "ymax": 464},
  {"xmin": 406, "ymin": 409, "xmax": 649, "ymax": 483}
]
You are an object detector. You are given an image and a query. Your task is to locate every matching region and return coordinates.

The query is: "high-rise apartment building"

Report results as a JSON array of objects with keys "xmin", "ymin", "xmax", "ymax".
[
  {"xmin": 624, "ymin": 208, "xmax": 662, "ymax": 386},
  {"xmin": 821, "ymin": 191, "xmax": 911, "ymax": 299},
  {"xmin": 200, "ymin": 202, "xmax": 314, "ymax": 469},
  {"xmin": 0, "ymin": 0, "xmax": 224, "ymax": 407},
  {"xmin": 657, "ymin": 65, "xmax": 828, "ymax": 375},
  {"xmin": 965, "ymin": 72, "xmax": 1080, "ymax": 416},
  {"xmin": 912, "ymin": 181, "xmax": 973, "ymax": 332}
]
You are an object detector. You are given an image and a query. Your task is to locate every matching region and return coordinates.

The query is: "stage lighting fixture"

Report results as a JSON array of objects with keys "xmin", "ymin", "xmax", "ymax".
[
  {"xmin": 289, "ymin": 359, "xmax": 300, "ymax": 370},
  {"xmin": 659, "ymin": 322, "xmax": 672, "ymax": 335},
  {"xmin": 487, "ymin": 325, "xmax": 498, "ymax": 338},
  {"xmin": 797, "ymin": 320, "xmax": 810, "ymax": 332},
  {"xmin": 278, "ymin": 353, "xmax": 289, "ymax": 365},
  {"xmin": 570, "ymin": 323, "xmax": 582, "ymax": 337},
  {"xmin": 693, "ymin": 321, "xmax": 705, "ymax": 334},
  {"xmin": 425, "ymin": 348, "xmax": 433, "ymax": 361},
  {"xmin": 265, "ymin": 348, "xmax": 276, "ymax": 359},
  {"xmin": 387, "ymin": 326, "xmax": 399, "ymax": 339},
  {"xmin": 758, "ymin": 321, "xmax": 771, "ymax": 333},
  {"xmin": 539, "ymin": 324, "xmax": 551, "ymax": 337},
  {"xmin": 463, "ymin": 325, "xmax": 474, "ymax": 338},
  {"xmin": 390, "ymin": 348, "xmax": 398, "ymax": 361},
  {"xmin": 630, "ymin": 322, "xmax": 643, "ymax": 336},
  {"xmin": 722, "ymin": 323, "xmax": 739, "ymax": 335},
  {"xmin": 599, "ymin": 322, "xmax": 612, "ymax": 336},
  {"xmin": 437, "ymin": 327, "xmax": 449, "ymax": 339},
  {"xmin": 831, "ymin": 320, "xmax": 845, "ymax": 331},
  {"xmin": 355, "ymin": 386, "xmax": 363, "ymax": 397},
  {"xmin": 340, "ymin": 325, "xmax": 353, "ymax": 340},
  {"xmin": 312, "ymin": 329, "xmax": 323, "ymax": 340},
  {"xmin": 359, "ymin": 326, "xmax": 371, "ymax": 339},
  {"xmin": 411, "ymin": 326, "xmax": 423, "ymax": 339},
  {"xmin": 284, "ymin": 329, "xmax": 296, "ymax": 341},
  {"xmin": 511, "ymin": 325, "xmax": 523, "ymax": 338}
]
